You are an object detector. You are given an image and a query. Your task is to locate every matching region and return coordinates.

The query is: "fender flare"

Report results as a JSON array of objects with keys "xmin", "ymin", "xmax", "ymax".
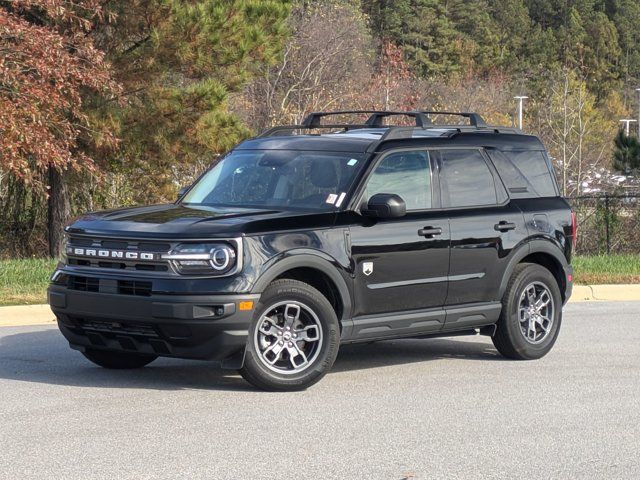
[
  {"xmin": 498, "ymin": 240, "xmax": 569, "ymax": 299},
  {"xmin": 250, "ymin": 252, "xmax": 353, "ymax": 322}
]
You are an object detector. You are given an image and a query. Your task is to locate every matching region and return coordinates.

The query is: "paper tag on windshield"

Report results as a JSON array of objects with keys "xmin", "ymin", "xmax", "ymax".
[
  {"xmin": 325, "ymin": 194, "xmax": 338, "ymax": 204},
  {"xmin": 347, "ymin": 159, "xmax": 358, "ymax": 166}
]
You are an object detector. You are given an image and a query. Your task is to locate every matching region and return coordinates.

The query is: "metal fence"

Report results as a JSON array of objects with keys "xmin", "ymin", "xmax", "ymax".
[{"xmin": 568, "ymin": 194, "xmax": 640, "ymax": 255}]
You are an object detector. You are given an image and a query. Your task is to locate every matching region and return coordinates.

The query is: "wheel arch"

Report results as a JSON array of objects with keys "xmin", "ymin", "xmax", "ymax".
[
  {"xmin": 250, "ymin": 254, "xmax": 352, "ymax": 324},
  {"xmin": 499, "ymin": 240, "xmax": 570, "ymax": 302}
]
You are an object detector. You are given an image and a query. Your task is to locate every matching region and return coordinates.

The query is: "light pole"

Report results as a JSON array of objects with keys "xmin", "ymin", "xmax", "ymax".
[
  {"xmin": 619, "ymin": 119, "xmax": 637, "ymax": 136},
  {"xmin": 514, "ymin": 96, "xmax": 528, "ymax": 130},
  {"xmin": 635, "ymin": 88, "xmax": 640, "ymax": 138}
]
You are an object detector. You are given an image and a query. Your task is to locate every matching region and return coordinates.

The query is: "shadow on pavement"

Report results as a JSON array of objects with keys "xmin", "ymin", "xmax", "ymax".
[{"xmin": 0, "ymin": 327, "xmax": 502, "ymax": 392}]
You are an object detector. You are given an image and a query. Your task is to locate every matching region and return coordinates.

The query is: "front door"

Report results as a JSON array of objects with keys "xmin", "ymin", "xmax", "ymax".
[{"xmin": 348, "ymin": 149, "xmax": 450, "ymax": 339}]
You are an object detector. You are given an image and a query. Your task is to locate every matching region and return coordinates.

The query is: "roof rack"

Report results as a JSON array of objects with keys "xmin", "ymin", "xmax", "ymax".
[
  {"xmin": 257, "ymin": 110, "xmax": 432, "ymax": 137},
  {"xmin": 256, "ymin": 110, "xmax": 514, "ymax": 140},
  {"xmin": 302, "ymin": 110, "xmax": 433, "ymax": 128},
  {"xmin": 419, "ymin": 111, "xmax": 487, "ymax": 128}
]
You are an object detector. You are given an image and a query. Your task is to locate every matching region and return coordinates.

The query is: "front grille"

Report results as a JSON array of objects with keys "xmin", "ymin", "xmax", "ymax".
[
  {"xmin": 66, "ymin": 236, "xmax": 172, "ymax": 273},
  {"xmin": 68, "ymin": 276, "xmax": 99, "ymax": 293},
  {"xmin": 67, "ymin": 276, "xmax": 152, "ymax": 296},
  {"xmin": 118, "ymin": 280, "xmax": 152, "ymax": 296}
]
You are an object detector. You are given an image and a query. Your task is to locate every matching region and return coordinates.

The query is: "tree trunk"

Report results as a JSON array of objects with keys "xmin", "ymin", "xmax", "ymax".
[{"xmin": 47, "ymin": 167, "xmax": 71, "ymax": 258}]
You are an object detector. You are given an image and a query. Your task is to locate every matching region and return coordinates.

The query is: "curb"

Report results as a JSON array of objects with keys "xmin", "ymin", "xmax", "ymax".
[
  {"xmin": 1, "ymin": 285, "xmax": 639, "ymax": 327},
  {"xmin": 0, "ymin": 305, "xmax": 56, "ymax": 327},
  {"xmin": 569, "ymin": 284, "xmax": 640, "ymax": 302}
]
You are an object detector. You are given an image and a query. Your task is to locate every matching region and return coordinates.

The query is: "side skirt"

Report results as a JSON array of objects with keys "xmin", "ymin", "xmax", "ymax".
[{"xmin": 342, "ymin": 302, "xmax": 501, "ymax": 343}]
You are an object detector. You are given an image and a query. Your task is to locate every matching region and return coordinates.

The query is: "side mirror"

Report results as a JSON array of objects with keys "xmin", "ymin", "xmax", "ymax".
[
  {"xmin": 362, "ymin": 193, "xmax": 406, "ymax": 219},
  {"xmin": 176, "ymin": 186, "xmax": 189, "ymax": 201}
]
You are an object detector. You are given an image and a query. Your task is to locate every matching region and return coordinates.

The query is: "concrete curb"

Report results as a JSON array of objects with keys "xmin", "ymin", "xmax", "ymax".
[
  {"xmin": 569, "ymin": 284, "xmax": 640, "ymax": 302},
  {"xmin": 0, "ymin": 304, "xmax": 56, "ymax": 327},
  {"xmin": 0, "ymin": 285, "xmax": 639, "ymax": 327}
]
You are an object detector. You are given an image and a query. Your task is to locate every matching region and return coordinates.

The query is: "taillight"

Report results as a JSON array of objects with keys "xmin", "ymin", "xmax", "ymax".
[{"xmin": 571, "ymin": 211, "xmax": 577, "ymax": 250}]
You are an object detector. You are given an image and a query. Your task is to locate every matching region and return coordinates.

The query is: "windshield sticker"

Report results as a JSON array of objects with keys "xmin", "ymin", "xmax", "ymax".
[
  {"xmin": 347, "ymin": 158, "xmax": 358, "ymax": 166},
  {"xmin": 325, "ymin": 194, "xmax": 338, "ymax": 204},
  {"xmin": 335, "ymin": 192, "xmax": 346, "ymax": 207}
]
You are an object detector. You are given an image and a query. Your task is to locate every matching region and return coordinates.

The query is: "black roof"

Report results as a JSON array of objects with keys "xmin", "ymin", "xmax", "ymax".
[
  {"xmin": 236, "ymin": 128, "xmax": 545, "ymax": 153},
  {"xmin": 235, "ymin": 110, "xmax": 546, "ymax": 153}
]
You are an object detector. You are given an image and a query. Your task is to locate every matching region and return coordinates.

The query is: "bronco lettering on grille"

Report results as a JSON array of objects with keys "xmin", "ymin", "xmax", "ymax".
[{"xmin": 68, "ymin": 247, "xmax": 158, "ymax": 261}]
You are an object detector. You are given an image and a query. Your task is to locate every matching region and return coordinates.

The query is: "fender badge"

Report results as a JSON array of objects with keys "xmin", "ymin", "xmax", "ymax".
[{"xmin": 362, "ymin": 262, "xmax": 374, "ymax": 276}]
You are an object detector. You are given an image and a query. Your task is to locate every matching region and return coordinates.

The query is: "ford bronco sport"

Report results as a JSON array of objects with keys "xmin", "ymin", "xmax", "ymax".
[{"xmin": 49, "ymin": 110, "xmax": 575, "ymax": 391}]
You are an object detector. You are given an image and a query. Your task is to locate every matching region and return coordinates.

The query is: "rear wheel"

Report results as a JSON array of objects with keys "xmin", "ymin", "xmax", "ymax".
[
  {"xmin": 240, "ymin": 279, "xmax": 340, "ymax": 391},
  {"xmin": 82, "ymin": 349, "xmax": 157, "ymax": 369},
  {"xmin": 493, "ymin": 263, "xmax": 562, "ymax": 360}
]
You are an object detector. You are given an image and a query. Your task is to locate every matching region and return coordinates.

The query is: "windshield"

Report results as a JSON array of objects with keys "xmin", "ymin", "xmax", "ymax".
[{"xmin": 181, "ymin": 150, "xmax": 366, "ymax": 210}]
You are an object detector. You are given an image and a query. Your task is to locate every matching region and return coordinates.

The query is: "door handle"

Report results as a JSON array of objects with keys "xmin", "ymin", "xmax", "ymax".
[
  {"xmin": 418, "ymin": 226, "xmax": 443, "ymax": 238},
  {"xmin": 494, "ymin": 221, "xmax": 516, "ymax": 232}
]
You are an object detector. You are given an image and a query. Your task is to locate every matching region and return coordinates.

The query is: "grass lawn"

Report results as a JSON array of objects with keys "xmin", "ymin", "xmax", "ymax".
[
  {"xmin": 571, "ymin": 254, "xmax": 640, "ymax": 285},
  {"xmin": 0, "ymin": 258, "xmax": 58, "ymax": 306},
  {"xmin": 0, "ymin": 255, "xmax": 639, "ymax": 307}
]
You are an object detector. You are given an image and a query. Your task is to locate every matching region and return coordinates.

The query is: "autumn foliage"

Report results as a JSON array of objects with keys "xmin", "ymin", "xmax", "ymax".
[{"xmin": 0, "ymin": 0, "xmax": 119, "ymax": 191}]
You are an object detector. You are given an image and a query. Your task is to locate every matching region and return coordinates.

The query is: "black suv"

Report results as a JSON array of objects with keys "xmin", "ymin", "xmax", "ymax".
[{"xmin": 49, "ymin": 110, "xmax": 575, "ymax": 391}]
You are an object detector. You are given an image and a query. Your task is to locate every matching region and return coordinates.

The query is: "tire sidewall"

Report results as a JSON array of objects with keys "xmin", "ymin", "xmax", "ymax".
[
  {"xmin": 243, "ymin": 281, "xmax": 340, "ymax": 389},
  {"xmin": 504, "ymin": 265, "xmax": 563, "ymax": 359}
]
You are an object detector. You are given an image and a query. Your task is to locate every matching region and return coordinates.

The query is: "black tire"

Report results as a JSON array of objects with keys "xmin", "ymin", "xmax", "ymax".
[
  {"xmin": 492, "ymin": 263, "xmax": 562, "ymax": 360},
  {"xmin": 239, "ymin": 279, "xmax": 340, "ymax": 391},
  {"xmin": 82, "ymin": 349, "xmax": 157, "ymax": 369}
]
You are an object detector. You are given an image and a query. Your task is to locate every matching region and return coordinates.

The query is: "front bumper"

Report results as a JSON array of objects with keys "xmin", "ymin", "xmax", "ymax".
[{"xmin": 48, "ymin": 285, "xmax": 259, "ymax": 366}]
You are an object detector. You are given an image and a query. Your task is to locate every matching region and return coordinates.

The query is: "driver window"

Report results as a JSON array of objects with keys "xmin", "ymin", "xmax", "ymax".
[{"xmin": 364, "ymin": 150, "xmax": 431, "ymax": 210}]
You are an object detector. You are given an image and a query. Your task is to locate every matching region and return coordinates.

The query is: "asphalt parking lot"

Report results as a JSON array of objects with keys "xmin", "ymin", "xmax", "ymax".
[{"xmin": 1, "ymin": 301, "xmax": 639, "ymax": 479}]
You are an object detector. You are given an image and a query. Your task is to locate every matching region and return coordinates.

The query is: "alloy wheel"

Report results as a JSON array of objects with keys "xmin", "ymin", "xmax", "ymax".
[
  {"xmin": 253, "ymin": 301, "xmax": 323, "ymax": 375},
  {"xmin": 518, "ymin": 281, "xmax": 555, "ymax": 344}
]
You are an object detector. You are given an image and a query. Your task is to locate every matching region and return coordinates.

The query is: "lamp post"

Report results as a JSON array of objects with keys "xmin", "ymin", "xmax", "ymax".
[
  {"xmin": 619, "ymin": 119, "xmax": 637, "ymax": 136},
  {"xmin": 514, "ymin": 96, "xmax": 528, "ymax": 130}
]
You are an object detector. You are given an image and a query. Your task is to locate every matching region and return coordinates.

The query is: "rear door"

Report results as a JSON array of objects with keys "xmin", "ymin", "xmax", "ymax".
[{"xmin": 434, "ymin": 148, "xmax": 527, "ymax": 322}]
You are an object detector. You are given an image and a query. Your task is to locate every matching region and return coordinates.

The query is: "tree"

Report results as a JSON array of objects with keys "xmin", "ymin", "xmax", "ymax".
[
  {"xmin": 534, "ymin": 69, "xmax": 620, "ymax": 196},
  {"xmin": 613, "ymin": 130, "xmax": 640, "ymax": 174},
  {"xmin": 0, "ymin": 0, "xmax": 120, "ymax": 257},
  {"xmin": 94, "ymin": 0, "xmax": 292, "ymax": 205},
  {"xmin": 239, "ymin": 0, "xmax": 372, "ymax": 130}
]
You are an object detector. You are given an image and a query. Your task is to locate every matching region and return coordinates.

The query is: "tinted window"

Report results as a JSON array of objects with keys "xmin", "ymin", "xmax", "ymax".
[
  {"xmin": 488, "ymin": 150, "xmax": 557, "ymax": 198},
  {"xmin": 364, "ymin": 150, "xmax": 431, "ymax": 210},
  {"xmin": 439, "ymin": 149, "xmax": 497, "ymax": 207}
]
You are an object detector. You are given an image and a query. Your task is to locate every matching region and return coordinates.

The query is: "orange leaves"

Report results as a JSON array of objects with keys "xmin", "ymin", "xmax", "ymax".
[{"xmin": 0, "ymin": 1, "xmax": 120, "ymax": 191}]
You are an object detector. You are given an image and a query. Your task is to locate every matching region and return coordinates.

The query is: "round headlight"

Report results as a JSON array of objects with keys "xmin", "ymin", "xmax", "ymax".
[
  {"xmin": 162, "ymin": 242, "xmax": 239, "ymax": 275},
  {"xmin": 210, "ymin": 246, "xmax": 232, "ymax": 270}
]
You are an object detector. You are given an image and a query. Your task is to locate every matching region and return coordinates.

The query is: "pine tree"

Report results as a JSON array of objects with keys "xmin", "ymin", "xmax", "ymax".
[
  {"xmin": 613, "ymin": 130, "xmax": 640, "ymax": 174},
  {"xmin": 96, "ymin": 0, "xmax": 292, "ymax": 203}
]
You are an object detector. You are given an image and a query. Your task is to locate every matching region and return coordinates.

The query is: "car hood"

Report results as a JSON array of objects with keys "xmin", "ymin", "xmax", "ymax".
[{"xmin": 65, "ymin": 204, "xmax": 336, "ymax": 239}]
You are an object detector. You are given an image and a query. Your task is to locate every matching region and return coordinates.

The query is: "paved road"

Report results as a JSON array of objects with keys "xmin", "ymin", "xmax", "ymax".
[{"xmin": 1, "ymin": 301, "xmax": 639, "ymax": 480}]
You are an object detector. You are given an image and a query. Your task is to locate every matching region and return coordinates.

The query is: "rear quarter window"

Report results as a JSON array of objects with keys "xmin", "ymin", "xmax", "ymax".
[{"xmin": 488, "ymin": 150, "xmax": 558, "ymax": 198}]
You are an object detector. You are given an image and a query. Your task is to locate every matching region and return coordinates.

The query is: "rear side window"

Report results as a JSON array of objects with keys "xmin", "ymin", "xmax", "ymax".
[
  {"xmin": 488, "ymin": 150, "xmax": 557, "ymax": 198},
  {"xmin": 438, "ymin": 149, "xmax": 498, "ymax": 208}
]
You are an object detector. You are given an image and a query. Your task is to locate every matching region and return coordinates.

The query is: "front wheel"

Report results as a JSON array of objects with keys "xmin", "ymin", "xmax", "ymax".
[
  {"xmin": 239, "ymin": 279, "xmax": 340, "ymax": 391},
  {"xmin": 82, "ymin": 349, "xmax": 157, "ymax": 369},
  {"xmin": 492, "ymin": 263, "xmax": 563, "ymax": 360}
]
